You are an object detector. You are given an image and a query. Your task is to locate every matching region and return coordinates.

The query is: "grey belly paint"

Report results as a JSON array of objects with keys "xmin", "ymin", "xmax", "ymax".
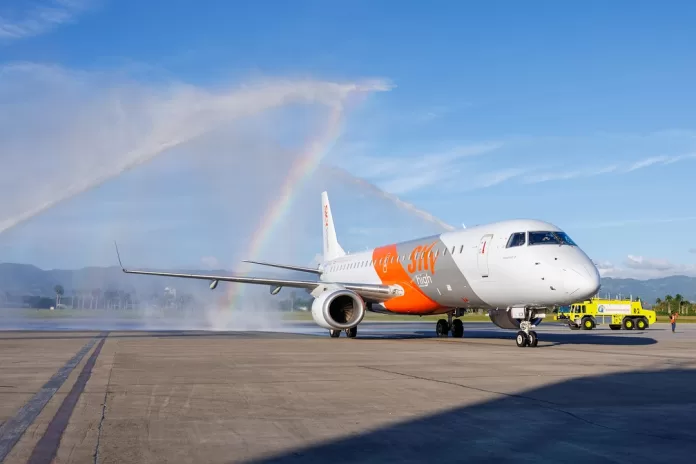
[
  {"xmin": 394, "ymin": 235, "xmax": 489, "ymax": 309},
  {"xmin": 0, "ymin": 333, "xmax": 106, "ymax": 462}
]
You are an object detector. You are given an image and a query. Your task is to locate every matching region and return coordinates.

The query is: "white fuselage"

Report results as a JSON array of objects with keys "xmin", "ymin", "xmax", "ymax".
[{"xmin": 318, "ymin": 219, "xmax": 600, "ymax": 314}]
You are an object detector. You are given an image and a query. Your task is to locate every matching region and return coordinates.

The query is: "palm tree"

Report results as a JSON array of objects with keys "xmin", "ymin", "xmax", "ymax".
[{"xmin": 54, "ymin": 285, "xmax": 64, "ymax": 309}]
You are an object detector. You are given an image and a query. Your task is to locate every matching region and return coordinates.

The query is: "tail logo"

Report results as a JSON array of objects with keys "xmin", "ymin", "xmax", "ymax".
[{"xmin": 324, "ymin": 204, "xmax": 329, "ymax": 227}]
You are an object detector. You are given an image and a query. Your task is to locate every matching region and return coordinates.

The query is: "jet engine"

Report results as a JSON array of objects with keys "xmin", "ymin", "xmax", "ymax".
[
  {"xmin": 311, "ymin": 289, "xmax": 366, "ymax": 330},
  {"xmin": 488, "ymin": 308, "xmax": 544, "ymax": 330}
]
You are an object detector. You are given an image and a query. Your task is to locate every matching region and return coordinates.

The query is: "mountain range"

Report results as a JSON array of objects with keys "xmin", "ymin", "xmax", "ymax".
[{"xmin": 1, "ymin": 262, "xmax": 695, "ymax": 306}]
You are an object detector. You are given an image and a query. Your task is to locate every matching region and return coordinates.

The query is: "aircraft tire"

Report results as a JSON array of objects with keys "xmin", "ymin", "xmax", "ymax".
[
  {"xmin": 451, "ymin": 319, "xmax": 464, "ymax": 338},
  {"xmin": 516, "ymin": 331, "xmax": 528, "ymax": 347},
  {"xmin": 528, "ymin": 331, "xmax": 538, "ymax": 347},
  {"xmin": 345, "ymin": 327, "xmax": 357, "ymax": 338},
  {"xmin": 436, "ymin": 319, "xmax": 449, "ymax": 337},
  {"xmin": 329, "ymin": 329, "xmax": 341, "ymax": 338}
]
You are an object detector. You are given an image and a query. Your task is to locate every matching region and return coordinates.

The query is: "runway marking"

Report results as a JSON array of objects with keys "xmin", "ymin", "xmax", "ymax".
[
  {"xmin": 0, "ymin": 332, "xmax": 108, "ymax": 463},
  {"xmin": 28, "ymin": 336, "xmax": 107, "ymax": 464}
]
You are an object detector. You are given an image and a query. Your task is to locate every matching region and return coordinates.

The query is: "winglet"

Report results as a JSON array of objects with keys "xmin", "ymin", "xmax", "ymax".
[{"xmin": 114, "ymin": 241, "xmax": 126, "ymax": 271}]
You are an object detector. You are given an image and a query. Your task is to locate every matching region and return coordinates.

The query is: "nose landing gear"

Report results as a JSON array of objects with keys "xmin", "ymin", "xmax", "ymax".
[{"xmin": 516, "ymin": 319, "xmax": 539, "ymax": 347}]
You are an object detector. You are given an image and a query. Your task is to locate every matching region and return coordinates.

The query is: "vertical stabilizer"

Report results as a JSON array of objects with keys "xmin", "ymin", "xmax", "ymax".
[{"xmin": 321, "ymin": 191, "xmax": 346, "ymax": 262}]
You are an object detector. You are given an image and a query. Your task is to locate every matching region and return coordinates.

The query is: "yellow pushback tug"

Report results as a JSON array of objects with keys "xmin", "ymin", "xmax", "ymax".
[{"xmin": 555, "ymin": 297, "xmax": 656, "ymax": 330}]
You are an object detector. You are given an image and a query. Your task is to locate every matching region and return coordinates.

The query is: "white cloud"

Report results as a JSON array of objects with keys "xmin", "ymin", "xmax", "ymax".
[
  {"xmin": 0, "ymin": 0, "xmax": 94, "ymax": 40},
  {"xmin": 571, "ymin": 216, "xmax": 696, "ymax": 230},
  {"xmin": 325, "ymin": 165, "xmax": 456, "ymax": 231},
  {"xmin": 625, "ymin": 255, "xmax": 674, "ymax": 271},
  {"xmin": 339, "ymin": 141, "xmax": 503, "ymax": 195},
  {"xmin": 525, "ymin": 152, "xmax": 696, "ymax": 185},
  {"xmin": 596, "ymin": 256, "xmax": 696, "ymax": 279},
  {"xmin": 0, "ymin": 62, "xmax": 392, "ymax": 235},
  {"xmin": 467, "ymin": 167, "xmax": 530, "ymax": 189},
  {"xmin": 523, "ymin": 165, "xmax": 618, "ymax": 184},
  {"xmin": 626, "ymin": 153, "xmax": 696, "ymax": 171}
]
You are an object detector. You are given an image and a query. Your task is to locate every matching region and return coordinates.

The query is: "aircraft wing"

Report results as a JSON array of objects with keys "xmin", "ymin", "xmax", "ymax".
[
  {"xmin": 242, "ymin": 260, "xmax": 322, "ymax": 275},
  {"xmin": 115, "ymin": 245, "xmax": 396, "ymax": 301}
]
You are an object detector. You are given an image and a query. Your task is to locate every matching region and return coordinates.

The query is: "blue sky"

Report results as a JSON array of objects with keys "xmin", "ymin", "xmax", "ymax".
[{"xmin": 0, "ymin": 0, "xmax": 695, "ymax": 279}]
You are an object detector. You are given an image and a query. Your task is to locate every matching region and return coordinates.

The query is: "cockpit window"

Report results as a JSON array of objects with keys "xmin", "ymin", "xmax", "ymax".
[
  {"xmin": 555, "ymin": 232, "xmax": 577, "ymax": 246},
  {"xmin": 528, "ymin": 231, "xmax": 577, "ymax": 246},
  {"xmin": 506, "ymin": 232, "xmax": 526, "ymax": 248},
  {"xmin": 528, "ymin": 231, "xmax": 560, "ymax": 245}
]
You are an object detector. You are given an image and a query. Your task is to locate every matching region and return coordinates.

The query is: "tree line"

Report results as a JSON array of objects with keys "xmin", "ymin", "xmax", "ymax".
[
  {"xmin": 0, "ymin": 284, "xmax": 197, "ymax": 311},
  {"xmin": 652, "ymin": 294, "xmax": 694, "ymax": 315}
]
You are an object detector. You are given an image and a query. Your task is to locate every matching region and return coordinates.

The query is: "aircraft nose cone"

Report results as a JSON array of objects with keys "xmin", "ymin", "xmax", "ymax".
[{"xmin": 564, "ymin": 266, "xmax": 600, "ymax": 298}]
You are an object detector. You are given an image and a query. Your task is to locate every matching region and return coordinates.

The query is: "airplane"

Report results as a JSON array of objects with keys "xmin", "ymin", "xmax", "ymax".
[{"xmin": 115, "ymin": 191, "xmax": 601, "ymax": 348}]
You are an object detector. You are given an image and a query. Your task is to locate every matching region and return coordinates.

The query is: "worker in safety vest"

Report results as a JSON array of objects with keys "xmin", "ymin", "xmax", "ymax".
[{"xmin": 670, "ymin": 312, "xmax": 678, "ymax": 333}]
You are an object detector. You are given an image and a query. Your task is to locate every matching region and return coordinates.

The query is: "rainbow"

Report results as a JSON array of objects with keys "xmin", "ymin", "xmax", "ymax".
[{"xmin": 226, "ymin": 95, "xmax": 368, "ymax": 307}]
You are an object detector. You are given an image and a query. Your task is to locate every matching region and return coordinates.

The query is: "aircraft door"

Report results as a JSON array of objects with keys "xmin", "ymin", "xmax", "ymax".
[{"xmin": 477, "ymin": 234, "xmax": 493, "ymax": 277}]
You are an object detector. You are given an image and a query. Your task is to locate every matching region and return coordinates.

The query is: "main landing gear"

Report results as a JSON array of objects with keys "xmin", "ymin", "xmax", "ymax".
[
  {"xmin": 435, "ymin": 312, "xmax": 464, "ymax": 338},
  {"xmin": 516, "ymin": 321, "xmax": 538, "ymax": 348},
  {"xmin": 329, "ymin": 327, "xmax": 358, "ymax": 338}
]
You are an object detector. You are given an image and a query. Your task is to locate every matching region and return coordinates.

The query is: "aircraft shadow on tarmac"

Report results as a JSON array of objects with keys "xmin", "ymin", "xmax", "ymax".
[
  {"xmin": 408, "ymin": 329, "xmax": 659, "ymax": 346},
  {"xmin": 246, "ymin": 368, "xmax": 696, "ymax": 464}
]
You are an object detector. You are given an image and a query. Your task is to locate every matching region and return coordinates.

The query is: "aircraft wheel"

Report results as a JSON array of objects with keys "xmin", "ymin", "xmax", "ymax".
[
  {"xmin": 451, "ymin": 319, "xmax": 464, "ymax": 338},
  {"xmin": 528, "ymin": 331, "xmax": 538, "ymax": 347},
  {"xmin": 436, "ymin": 319, "xmax": 449, "ymax": 337},
  {"xmin": 516, "ymin": 331, "xmax": 528, "ymax": 347},
  {"xmin": 345, "ymin": 327, "xmax": 357, "ymax": 338},
  {"xmin": 329, "ymin": 329, "xmax": 341, "ymax": 338}
]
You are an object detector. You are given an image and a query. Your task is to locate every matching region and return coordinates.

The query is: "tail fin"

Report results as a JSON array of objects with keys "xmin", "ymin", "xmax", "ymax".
[{"xmin": 321, "ymin": 191, "xmax": 346, "ymax": 262}]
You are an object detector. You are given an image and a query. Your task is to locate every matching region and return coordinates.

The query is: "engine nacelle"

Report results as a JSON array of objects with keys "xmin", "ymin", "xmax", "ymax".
[
  {"xmin": 488, "ymin": 308, "xmax": 544, "ymax": 330},
  {"xmin": 311, "ymin": 289, "xmax": 366, "ymax": 330}
]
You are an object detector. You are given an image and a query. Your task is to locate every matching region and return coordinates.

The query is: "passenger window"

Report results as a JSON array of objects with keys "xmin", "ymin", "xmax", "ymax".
[{"xmin": 506, "ymin": 232, "xmax": 526, "ymax": 248}]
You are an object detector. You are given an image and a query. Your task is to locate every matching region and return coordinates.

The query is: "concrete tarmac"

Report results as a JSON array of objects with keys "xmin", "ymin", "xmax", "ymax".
[{"xmin": 1, "ymin": 322, "xmax": 695, "ymax": 463}]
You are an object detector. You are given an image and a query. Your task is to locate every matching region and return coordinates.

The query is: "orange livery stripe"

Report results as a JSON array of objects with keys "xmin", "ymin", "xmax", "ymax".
[{"xmin": 372, "ymin": 244, "xmax": 442, "ymax": 313}]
